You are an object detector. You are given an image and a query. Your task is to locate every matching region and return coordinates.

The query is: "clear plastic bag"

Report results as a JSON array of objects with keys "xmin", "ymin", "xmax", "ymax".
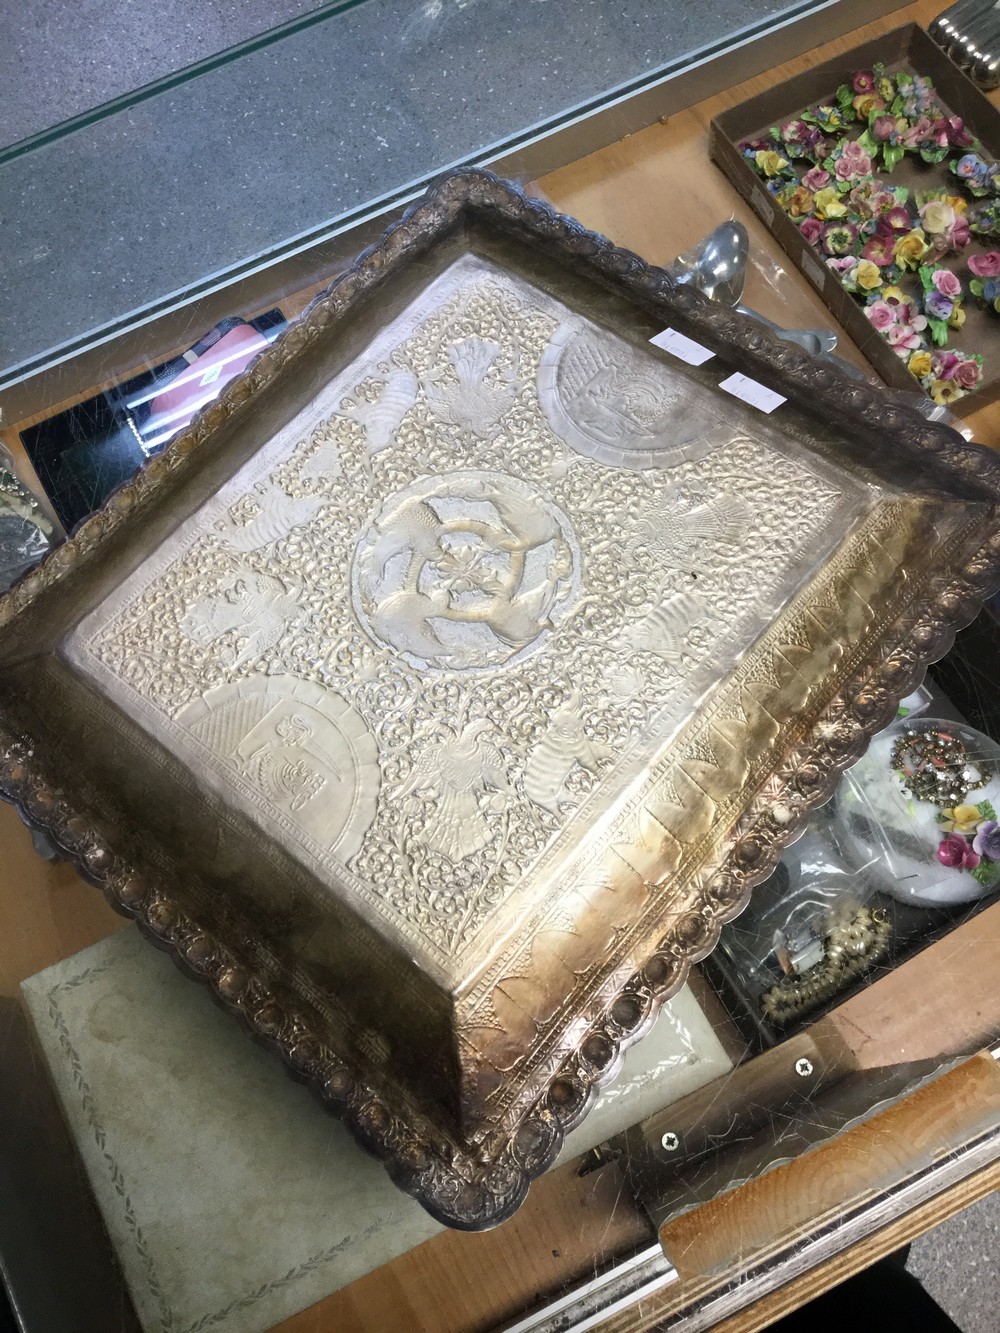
[
  {"xmin": 718, "ymin": 804, "xmax": 891, "ymax": 1029},
  {"xmin": 834, "ymin": 715, "xmax": 1000, "ymax": 909},
  {"xmin": 710, "ymin": 685, "xmax": 1000, "ymax": 1032}
]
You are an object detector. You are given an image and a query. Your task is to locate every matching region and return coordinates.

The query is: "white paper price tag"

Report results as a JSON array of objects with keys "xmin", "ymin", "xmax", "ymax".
[
  {"xmin": 649, "ymin": 327, "xmax": 715, "ymax": 365},
  {"xmin": 719, "ymin": 372, "xmax": 786, "ymax": 414},
  {"xmin": 799, "ymin": 249, "xmax": 827, "ymax": 293},
  {"xmin": 750, "ymin": 186, "xmax": 775, "ymax": 226}
]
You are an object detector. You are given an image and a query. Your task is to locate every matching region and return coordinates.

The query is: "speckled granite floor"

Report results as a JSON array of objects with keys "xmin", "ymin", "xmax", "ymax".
[
  {"xmin": 0, "ymin": 0, "xmax": 328, "ymax": 148},
  {"xmin": 0, "ymin": 0, "xmax": 800, "ymax": 384},
  {"xmin": 908, "ymin": 1190, "xmax": 1000, "ymax": 1332}
]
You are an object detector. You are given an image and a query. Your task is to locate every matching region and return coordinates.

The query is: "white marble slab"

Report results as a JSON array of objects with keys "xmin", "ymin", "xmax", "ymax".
[{"xmin": 22, "ymin": 927, "xmax": 730, "ymax": 1333}]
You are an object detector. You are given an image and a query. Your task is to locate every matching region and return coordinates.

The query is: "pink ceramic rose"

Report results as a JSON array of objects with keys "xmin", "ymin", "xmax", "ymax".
[
  {"xmin": 929, "ymin": 116, "xmax": 951, "ymax": 149},
  {"xmin": 798, "ymin": 217, "xmax": 823, "ymax": 246},
  {"xmin": 932, "ymin": 269, "xmax": 962, "ymax": 298},
  {"xmin": 937, "ymin": 833, "xmax": 966, "ymax": 867},
  {"xmin": 903, "ymin": 115, "xmax": 935, "ymax": 147},
  {"xmin": 835, "ymin": 139, "xmax": 872, "ymax": 180},
  {"xmin": 868, "ymin": 188, "xmax": 896, "ymax": 215},
  {"xmin": 837, "ymin": 152, "xmax": 869, "ymax": 181},
  {"xmin": 955, "ymin": 358, "xmax": 982, "ymax": 390},
  {"xmin": 969, "ymin": 251, "xmax": 1000, "ymax": 277},
  {"xmin": 801, "ymin": 166, "xmax": 830, "ymax": 191},
  {"xmin": 937, "ymin": 833, "xmax": 978, "ymax": 869},
  {"xmin": 865, "ymin": 300, "xmax": 896, "ymax": 331},
  {"xmin": 945, "ymin": 115, "xmax": 973, "ymax": 149},
  {"xmin": 886, "ymin": 323, "xmax": 924, "ymax": 353},
  {"xmin": 897, "ymin": 301, "xmax": 926, "ymax": 330}
]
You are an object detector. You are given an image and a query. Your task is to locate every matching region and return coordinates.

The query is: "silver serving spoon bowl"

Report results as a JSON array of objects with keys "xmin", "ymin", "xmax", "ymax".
[{"xmin": 667, "ymin": 220, "xmax": 749, "ymax": 305}]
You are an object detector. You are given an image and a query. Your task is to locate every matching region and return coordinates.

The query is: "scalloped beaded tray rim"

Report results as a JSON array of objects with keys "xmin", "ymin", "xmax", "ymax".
[{"xmin": 2, "ymin": 169, "xmax": 1000, "ymax": 1231}]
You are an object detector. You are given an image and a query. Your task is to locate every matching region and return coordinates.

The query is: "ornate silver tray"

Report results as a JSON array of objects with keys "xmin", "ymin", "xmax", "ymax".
[{"xmin": 3, "ymin": 170, "xmax": 1000, "ymax": 1230}]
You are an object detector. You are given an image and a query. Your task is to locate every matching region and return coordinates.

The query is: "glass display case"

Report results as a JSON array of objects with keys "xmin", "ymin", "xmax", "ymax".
[{"xmin": 2, "ymin": 2, "xmax": 1000, "ymax": 1332}]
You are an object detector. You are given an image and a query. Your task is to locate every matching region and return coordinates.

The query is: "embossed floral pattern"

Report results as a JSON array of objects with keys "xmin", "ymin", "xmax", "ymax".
[{"xmin": 76, "ymin": 268, "xmax": 851, "ymax": 958}]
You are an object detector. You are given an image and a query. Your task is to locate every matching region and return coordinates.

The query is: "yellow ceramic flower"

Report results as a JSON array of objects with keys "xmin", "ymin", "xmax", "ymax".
[
  {"xmin": 942, "ymin": 804, "xmax": 982, "ymax": 834},
  {"xmin": 908, "ymin": 350, "xmax": 932, "ymax": 379},
  {"xmin": 855, "ymin": 260, "xmax": 882, "ymax": 291},
  {"xmin": 945, "ymin": 194, "xmax": 968, "ymax": 215},
  {"xmin": 755, "ymin": 150, "xmax": 789, "ymax": 178},
  {"xmin": 878, "ymin": 76, "xmax": 895, "ymax": 100},
  {"xmin": 949, "ymin": 305, "xmax": 967, "ymax": 330},
  {"xmin": 893, "ymin": 229, "xmax": 929, "ymax": 271},
  {"xmin": 921, "ymin": 201, "xmax": 952, "ymax": 234},
  {"xmin": 813, "ymin": 187, "xmax": 847, "ymax": 219},
  {"xmin": 774, "ymin": 182, "xmax": 798, "ymax": 208},
  {"xmin": 787, "ymin": 185, "xmax": 814, "ymax": 217},
  {"xmin": 882, "ymin": 285, "xmax": 904, "ymax": 303},
  {"xmin": 853, "ymin": 93, "xmax": 879, "ymax": 119},
  {"xmin": 930, "ymin": 378, "xmax": 962, "ymax": 404}
]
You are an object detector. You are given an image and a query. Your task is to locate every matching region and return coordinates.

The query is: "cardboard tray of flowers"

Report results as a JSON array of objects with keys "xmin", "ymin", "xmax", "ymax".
[{"xmin": 710, "ymin": 24, "xmax": 1000, "ymax": 414}]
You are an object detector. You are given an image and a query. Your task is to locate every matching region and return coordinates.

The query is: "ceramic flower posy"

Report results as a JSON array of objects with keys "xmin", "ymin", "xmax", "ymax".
[
  {"xmin": 969, "ymin": 251, "xmax": 1000, "ymax": 315},
  {"xmin": 917, "ymin": 264, "xmax": 965, "ymax": 344},
  {"xmin": 937, "ymin": 799, "xmax": 1000, "ymax": 886}
]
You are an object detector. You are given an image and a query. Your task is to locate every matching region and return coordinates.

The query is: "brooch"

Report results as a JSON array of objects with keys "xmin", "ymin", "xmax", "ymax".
[{"xmin": 891, "ymin": 725, "xmax": 987, "ymax": 807}]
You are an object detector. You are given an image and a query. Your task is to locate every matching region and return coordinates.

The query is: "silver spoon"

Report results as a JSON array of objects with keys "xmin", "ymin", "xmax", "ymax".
[
  {"xmin": 971, "ymin": 30, "xmax": 1000, "ymax": 85},
  {"xmin": 667, "ymin": 224, "xmax": 969, "ymax": 402},
  {"xmin": 939, "ymin": 0, "xmax": 999, "ymax": 59},
  {"xmin": 667, "ymin": 220, "xmax": 749, "ymax": 305},
  {"xmin": 958, "ymin": 11, "xmax": 1000, "ymax": 68},
  {"xmin": 956, "ymin": 2, "xmax": 1000, "ymax": 61}
]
